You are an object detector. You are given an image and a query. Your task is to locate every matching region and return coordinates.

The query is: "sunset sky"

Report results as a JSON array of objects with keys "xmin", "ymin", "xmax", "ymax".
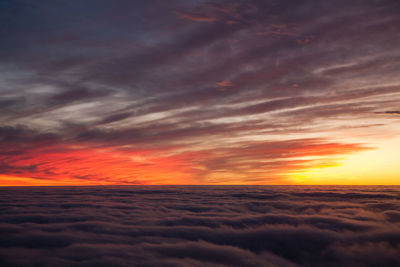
[{"xmin": 1, "ymin": 0, "xmax": 400, "ymax": 185}]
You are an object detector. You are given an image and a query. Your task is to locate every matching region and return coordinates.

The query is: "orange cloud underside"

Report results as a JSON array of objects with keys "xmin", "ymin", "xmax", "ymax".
[
  {"xmin": 0, "ymin": 146, "xmax": 199, "ymax": 186},
  {"xmin": 0, "ymin": 139, "xmax": 375, "ymax": 186}
]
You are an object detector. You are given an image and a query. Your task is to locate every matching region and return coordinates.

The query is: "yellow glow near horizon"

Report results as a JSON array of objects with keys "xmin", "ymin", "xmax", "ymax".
[
  {"xmin": 291, "ymin": 137, "xmax": 400, "ymax": 185},
  {"xmin": 0, "ymin": 175, "xmax": 72, "ymax": 186}
]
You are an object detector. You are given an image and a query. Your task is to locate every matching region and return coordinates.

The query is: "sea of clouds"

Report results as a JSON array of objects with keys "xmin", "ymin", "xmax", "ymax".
[{"xmin": 0, "ymin": 186, "xmax": 399, "ymax": 266}]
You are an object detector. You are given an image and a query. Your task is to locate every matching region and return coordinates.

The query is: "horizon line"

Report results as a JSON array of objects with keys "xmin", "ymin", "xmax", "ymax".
[{"xmin": 1, "ymin": 184, "xmax": 399, "ymax": 187}]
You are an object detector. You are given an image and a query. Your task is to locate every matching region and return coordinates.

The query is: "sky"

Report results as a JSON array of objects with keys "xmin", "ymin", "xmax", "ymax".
[{"xmin": 0, "ymin": 0, "xmax": 400, "ymax": 185}]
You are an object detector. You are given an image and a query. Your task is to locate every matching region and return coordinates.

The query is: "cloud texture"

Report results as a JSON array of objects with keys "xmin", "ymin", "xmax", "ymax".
[
  {"xmin": 1, "ymin": 0, "xmax": 400, "ymax": 184},
  {"xmin": 0, "ymin": 186, "xmax": 400, "ymax": 266}
]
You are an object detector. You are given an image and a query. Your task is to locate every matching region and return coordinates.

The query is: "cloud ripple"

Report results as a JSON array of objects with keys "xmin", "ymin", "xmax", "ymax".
[{"xmin": 0, "ymin": 186, "xmax": 399, "ymax": 266}]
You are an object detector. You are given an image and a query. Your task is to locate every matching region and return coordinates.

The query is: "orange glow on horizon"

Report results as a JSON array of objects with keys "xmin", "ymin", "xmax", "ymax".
[
  {"xmin": 0, "ymin": 145, "xmax": 200, "ymax": 186},
  {"xmin": 290, "ymin": 137, "xmax": 400, "ymax": 185},
  {"xmin": 1, "ymin": 137, "xmax": 395, "ymax": 186}
]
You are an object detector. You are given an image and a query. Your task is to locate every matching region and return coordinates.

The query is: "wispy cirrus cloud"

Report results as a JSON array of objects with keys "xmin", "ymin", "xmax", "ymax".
[
  {"xmin": 0, "ymin": 123, "xmax": 371, "ymax": 185},
  {"xmin": 176, "ymin": 11, "xmax": 216, "ymax": 23},
  {"xmin": 1, "ymin": 0, "xmax": 400, "ymax": 184}
]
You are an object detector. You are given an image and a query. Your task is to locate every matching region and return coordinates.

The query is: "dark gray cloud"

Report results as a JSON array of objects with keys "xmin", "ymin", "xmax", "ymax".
[
  {"xmin": 0, "ymin": 186, "xmax": 400, "ymax": 266},
  {"xmin": 380, "ymin": 111, "xmax": 400, "ymax": 115}
]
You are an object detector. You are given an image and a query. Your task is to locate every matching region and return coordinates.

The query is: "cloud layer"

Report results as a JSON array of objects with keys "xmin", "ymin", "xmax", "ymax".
[{"xmin": 0, "ymin": 186, "xmax": 399, "ymax": 266}]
